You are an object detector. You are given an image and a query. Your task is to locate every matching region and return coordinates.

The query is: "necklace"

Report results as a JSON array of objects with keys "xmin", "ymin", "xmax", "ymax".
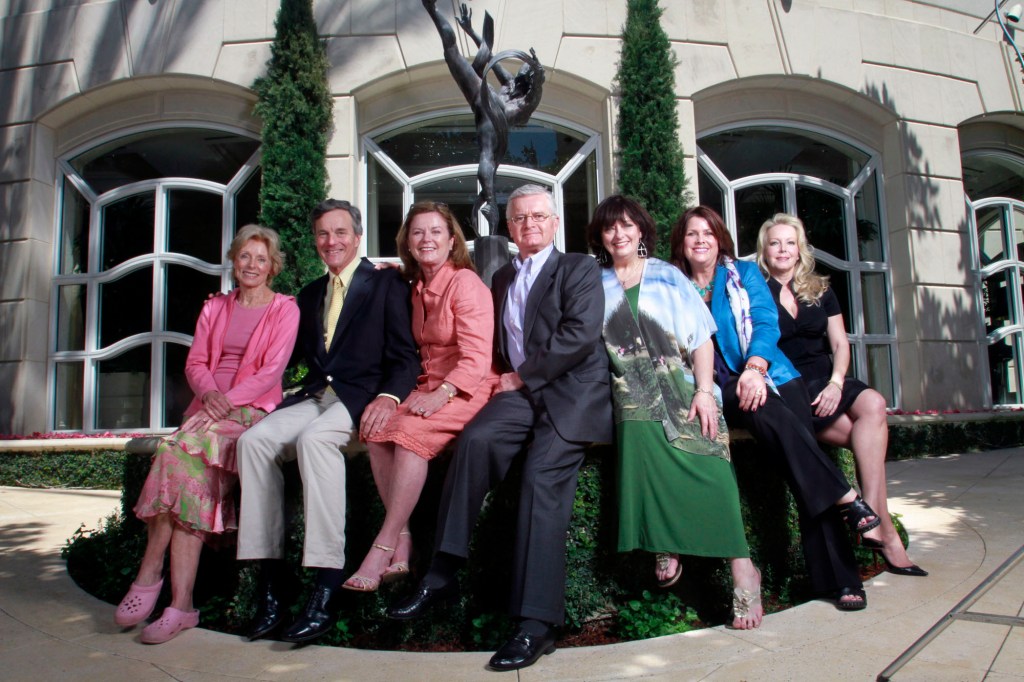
[
  {"xmin": 616, "ymin": 259, "xmax": 643, "ymax": 289},
  {"xmin": 692, "ymin": 277, "xmax": 714, "ymax": 298}
]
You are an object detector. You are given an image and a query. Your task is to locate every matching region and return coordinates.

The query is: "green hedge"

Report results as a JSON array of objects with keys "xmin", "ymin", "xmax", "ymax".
[{"xmin": 0, "ymin": 450, "xmax": 126, "ymax": 489}]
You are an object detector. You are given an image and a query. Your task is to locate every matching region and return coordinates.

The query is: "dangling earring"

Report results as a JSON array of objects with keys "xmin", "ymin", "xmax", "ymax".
[
  {"xmin": 597, "ymin": 250, "xmax": 610, "ymax": 266},
  {"xmin": 637, "ymin": 241, "xmax": 648, "ymax": 259}
]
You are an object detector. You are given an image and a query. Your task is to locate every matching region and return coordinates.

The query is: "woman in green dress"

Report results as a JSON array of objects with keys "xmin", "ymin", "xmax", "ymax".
[{"xmin": 587, "ymin": 196, "xmax": 762, "ymax": 629}]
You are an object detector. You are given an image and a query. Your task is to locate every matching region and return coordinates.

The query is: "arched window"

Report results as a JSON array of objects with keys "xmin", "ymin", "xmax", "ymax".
[
  {"xmin": 363, "ymin": 113, "xmax": 601, "ymax": 257},
  {"xmin": 697, "ymin": 124, "xmax": 897, "ymax": 405},
  {"xmin": 51, "ymin": 127, "xmax": 260, "ymax": 432},
  {"xmin": 964, "ymin": 151, "xmax": 1024, "ymax": 406}
]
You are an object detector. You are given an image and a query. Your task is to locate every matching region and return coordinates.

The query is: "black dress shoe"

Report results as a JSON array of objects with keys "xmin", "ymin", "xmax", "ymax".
[
  {"xmin": 281, "ymin": 585, "xmax": 335, "ymax": 643},
  {"xmin": 386, "ymin": 581, "xmax": 457, "ymax": 621},
  {"xmin": 487, "ymin": 627, "xmax": 557, "ymax": 671},
  {"xmin": 247, "ymin": 586, "xmax": 284, "ymax": 641}
]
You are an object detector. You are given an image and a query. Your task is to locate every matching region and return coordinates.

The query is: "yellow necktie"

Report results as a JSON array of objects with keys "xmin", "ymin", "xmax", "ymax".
[{"xmin": 325, "ymin": 275, "xmax": 343, "ymax": 349}]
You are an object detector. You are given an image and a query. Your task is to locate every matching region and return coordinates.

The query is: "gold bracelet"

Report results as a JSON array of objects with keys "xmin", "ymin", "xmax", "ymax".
[
  {"xmin": 827, "ymin": 379, "xmax": 843, "ymax": 392},
  {"xmin": 440, "ymin": 382, "xmax": 457, "ymax": 402},
  {"xmin": 694, "ymin": 386, "xmax": 715, "ymax": 397}
]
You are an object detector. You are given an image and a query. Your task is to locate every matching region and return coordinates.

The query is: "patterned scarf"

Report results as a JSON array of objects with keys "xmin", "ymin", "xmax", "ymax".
[{"xmin": 722, "ymin": 257, "xmax": 777, "ymax": 392}]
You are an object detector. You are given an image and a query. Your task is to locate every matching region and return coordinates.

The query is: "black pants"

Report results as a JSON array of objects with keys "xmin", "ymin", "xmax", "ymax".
[
  {"xmin": 723, "ymin": 376, "xmax": 862, "ymax": 593},
  {"xmin": 431, "ymin": 389, "xmax": 586, "ymax": 625}
]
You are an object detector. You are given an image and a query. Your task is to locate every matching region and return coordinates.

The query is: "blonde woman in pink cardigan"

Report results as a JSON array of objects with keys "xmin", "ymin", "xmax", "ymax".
[{"xmin": 115, "ymin": 225, "xmax": 299, "ymax": 644}]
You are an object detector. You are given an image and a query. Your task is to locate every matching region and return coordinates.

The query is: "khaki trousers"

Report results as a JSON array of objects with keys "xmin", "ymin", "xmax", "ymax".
[{"xmin": 236, "ymin": 391, "xmax": 354, "ymax": 569}]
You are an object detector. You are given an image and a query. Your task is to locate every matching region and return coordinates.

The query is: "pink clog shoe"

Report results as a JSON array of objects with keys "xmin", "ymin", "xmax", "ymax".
[
  {"xmin": 140, "ymin": 606, "xmax": 200, "ymax": 644},
  {"xmin": 114, "ymin": 579, "xmax": 164, "ymax": 627}
]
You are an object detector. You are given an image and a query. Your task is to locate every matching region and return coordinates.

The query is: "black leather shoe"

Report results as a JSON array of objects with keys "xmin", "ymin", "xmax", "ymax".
[
  {"xmin": 280, "ymin": 585, "xmax": 335, "ymax": 643},
  {"xmin": 386, "ymin": 581, "xmax": 457, "ymax": 621},
  {"xmin": 247, "ymin": 585, "xmax": 284, "ymax": 641},
  {"xmin": 487, "ymin": 627, "xmax": 557, "ymax": 671}
]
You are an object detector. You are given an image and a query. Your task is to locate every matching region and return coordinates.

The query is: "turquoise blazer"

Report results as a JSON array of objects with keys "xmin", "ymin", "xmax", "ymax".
[{"xmin": 708, "ymin": 259, "xmax": 800, "ymax": 387}]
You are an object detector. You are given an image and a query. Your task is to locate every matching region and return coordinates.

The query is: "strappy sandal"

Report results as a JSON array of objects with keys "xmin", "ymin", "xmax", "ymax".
[
  {"xmin": 731, "ymin": 568, "xmax": 762, "ymax": 629},
  {"xmin": 838, "ymin": 495, "xmax": 881, "ymax": 535},
  {"xmin": 342, "ymin": 543, "xmax": 394, "ymax": 593},
  {"xmin": 382, "ymin": 532, "xmax": 412, "ymax": 584},
  {"xmin": 655, "ymin": 552, "xmax": 682, "ymax": 588},
  {"xmin": 834, "ymin": 586, "xmax": 867, "ymax": 611}
]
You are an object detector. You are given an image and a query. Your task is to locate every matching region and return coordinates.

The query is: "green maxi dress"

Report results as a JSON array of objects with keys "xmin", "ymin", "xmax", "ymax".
[{"xmin": 601, "ymin": 259, "xmax": 748, "ymax": 558}]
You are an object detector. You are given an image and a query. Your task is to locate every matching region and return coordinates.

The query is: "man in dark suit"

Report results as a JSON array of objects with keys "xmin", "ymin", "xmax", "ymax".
[
  {"xmin": 387, "ymin": 184, "xmax": 611, "ymax": 671},
  {"xmin": 237, "ymin": 199, "xmax": 419, "ymax": 643}
]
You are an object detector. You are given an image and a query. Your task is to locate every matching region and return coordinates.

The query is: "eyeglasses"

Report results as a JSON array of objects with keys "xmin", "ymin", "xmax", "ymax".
[{"xmin": 509, "ymin": 213, "xmax": 553, "ymax": 225}]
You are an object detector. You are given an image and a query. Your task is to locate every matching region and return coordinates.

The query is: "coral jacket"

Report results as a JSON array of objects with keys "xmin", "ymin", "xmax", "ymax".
[{"xmin": 183, "ymin": 289, "xmax": 300, "ymax": 417}]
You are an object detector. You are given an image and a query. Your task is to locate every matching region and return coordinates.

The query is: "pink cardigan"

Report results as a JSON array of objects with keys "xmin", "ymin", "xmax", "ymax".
[{"xmin": 183, "ymin": 290, "xmax": 300, "ymax": 417}]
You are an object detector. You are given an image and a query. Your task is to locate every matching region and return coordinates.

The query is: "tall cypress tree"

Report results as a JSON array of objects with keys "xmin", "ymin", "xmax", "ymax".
[
  {"xmin": 616, "ymin": 0, "xmax": 687, "ymax": 259},
  {"xmin": 253, "ymin": 0, "xmax": 332, "ymax": 295}
]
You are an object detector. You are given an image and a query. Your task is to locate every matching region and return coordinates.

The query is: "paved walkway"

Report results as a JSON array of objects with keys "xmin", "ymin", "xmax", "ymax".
[{"xmin": 0, "ymin": 449, "xmax": 1021, "ymax": 681}]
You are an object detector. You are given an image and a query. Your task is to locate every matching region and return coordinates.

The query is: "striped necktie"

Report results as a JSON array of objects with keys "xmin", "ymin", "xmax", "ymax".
[{"xmin": 324, "ymin": 275, "xmax": 343, "ymax": 349}]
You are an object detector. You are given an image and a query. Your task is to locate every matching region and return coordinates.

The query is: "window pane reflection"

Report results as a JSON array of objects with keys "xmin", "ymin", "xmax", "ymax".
[
  {"xmin": 60, "ymin": 180, "xmax": 90, "ymax": 274},
  {"xmin": 235, "ymin": 168, "xmax": 261, "ymax": 230},
  {"xmin": 168, "ymin": 189, "xmax": 222, "ymax": 263},
  {"xmin": 866, "ymin": 344, "xmax": 895, "ymax": 406},
  {"xmin": 562, "ymin": 152, "xmax": 597, "ymax": 255},
  {"xmin": 163, "ymin": 343, "xmax": 191, "ymax": 428},
  {"xmin": 796, "ymin": 185, "xmax": 847, "ymax": 260},
  {"xmin": 963, "ymin": 154, "xmax": 1024, "ymax": 202},
  {"xmin": 102, "ymin": 193, "xmax": 154, "ymax": 270},
  {"xmin": 861, "ymin": 272, "xmax": 891, "ymax": 335},
  {"xmin": 734, "ymin": 183, "xmax": 784, "ymax": 257},
  {"xmin": 414, "ymin": 175, "xmax": 479, "ymax": 243},
  {"xmin": 56, "ymin": 285, "xmax": 86, "ymax": 352},
  {"xmin": 983, "ymin": 268, "xmax": 1014, "ymax": 333},
  {"xmin": 697, "ymin": 165, "xmax": 725, "ymax": 219},
  {"xmin": 855, "ymin": 180, "xmax": 884, "ymax": 261},
  {"xmin": 1013, "ymin": 206, "xmax": 1024, "ymax": 262},
  {"xmin": 699, "ymin": 127, "xmax": 868, "ymax": 184},
  {"xmin": 54, "ymin": 362, "xmax": 83, "ymax": 430},
  {"xmin": 165, "ymin": 264, "xmax": 221, "ymax": 335},
  {"xmin": 97, "ymin": 345, "xmax": 151, "ymax": 430},
  {"xmin": 988, "ymin": 334, "xmax": 1020, "ymax": 404},
  {"xmin": 975, "ymin": 205, "xmax": 1006, "ymax": 266},
  {"xmin": 818, "ymin": 263, "xmax": 852, "ymax": 330},
  {"xmin": 99, "ymin": 267, "xmax": 152, "ymax": 347}
]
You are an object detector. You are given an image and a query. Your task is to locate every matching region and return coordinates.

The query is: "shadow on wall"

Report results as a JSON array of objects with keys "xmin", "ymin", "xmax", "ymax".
[{"xmin": 861, "ymin": 80, "xmax": 979, "ymax": 410}]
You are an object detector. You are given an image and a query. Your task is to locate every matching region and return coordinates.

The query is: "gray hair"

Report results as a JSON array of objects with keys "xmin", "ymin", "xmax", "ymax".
[
  {"xmin": 505, "ymin": 184, "xmax": 556, "ymax": 219},
  {"xmin": 310, "ymin": 199, "xmax": 363, "ymax": 236}
]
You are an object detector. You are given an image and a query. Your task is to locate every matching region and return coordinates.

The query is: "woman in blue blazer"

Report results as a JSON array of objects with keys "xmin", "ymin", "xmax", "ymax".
[{"xmin": 671, "ymin": 205, "xmax": 877, "ymax": 611}]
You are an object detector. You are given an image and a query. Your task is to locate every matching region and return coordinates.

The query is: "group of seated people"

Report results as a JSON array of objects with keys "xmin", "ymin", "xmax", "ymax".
[{"xmin": 112, "ymin": 185, "xmax": 925, "ymax": 671}]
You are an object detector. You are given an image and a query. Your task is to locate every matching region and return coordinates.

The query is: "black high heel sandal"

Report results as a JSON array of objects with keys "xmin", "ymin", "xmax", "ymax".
[
  {"xmin": 838, "ymin": 496, "xmax": 881, "ymax": 535},
  {"xmin": 834, "ymin": 586, "xmax": 867, "ymax": 611},
  {"xmin": 862, "ymin": 538, "xmax": 929, "ymax": 577}
]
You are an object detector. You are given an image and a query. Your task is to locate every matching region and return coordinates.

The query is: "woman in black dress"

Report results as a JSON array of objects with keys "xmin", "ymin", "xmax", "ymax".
[{"xmin": 757, "ymin": 213, "xmax": 926, "ymax": 576}]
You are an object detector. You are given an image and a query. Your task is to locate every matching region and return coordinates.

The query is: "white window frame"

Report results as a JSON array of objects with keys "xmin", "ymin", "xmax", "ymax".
[
  {"xmin": 49, "ymin": 124, "xmax": 260, "ymax": 433},
  {"xmin": 696, "ymin": 121, "xmax": 899, "ymax": 407}
]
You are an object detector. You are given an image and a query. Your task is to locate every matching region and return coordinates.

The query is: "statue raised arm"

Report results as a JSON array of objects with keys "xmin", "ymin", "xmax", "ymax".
[{"xmin": 422, "ymin": 0, "xmax": 545, "ymax": 235}]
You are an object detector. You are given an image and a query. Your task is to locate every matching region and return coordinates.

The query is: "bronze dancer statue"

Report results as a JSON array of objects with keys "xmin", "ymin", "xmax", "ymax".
[{"xmin": 422, "ymin": 0, "xmax": 545, "ymax": 235}]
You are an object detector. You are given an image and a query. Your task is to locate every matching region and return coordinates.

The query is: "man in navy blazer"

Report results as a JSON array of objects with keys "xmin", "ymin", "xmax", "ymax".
[
  {"xmin": 237, "ymin": 199, "xmax": 419, "ymax": 643},
  {"xmin": 388, "ymin": 185, "xmax": 611, "ymax": 671}
]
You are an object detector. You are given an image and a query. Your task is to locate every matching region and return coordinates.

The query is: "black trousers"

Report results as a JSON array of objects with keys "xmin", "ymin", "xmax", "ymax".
[
  {"xmin": 723, "ymin": 376, "xmax": 862, "ymax": 593},
  {"xmin": 432, "ymin": 389, "xmax": 586, "ymax": 625}
]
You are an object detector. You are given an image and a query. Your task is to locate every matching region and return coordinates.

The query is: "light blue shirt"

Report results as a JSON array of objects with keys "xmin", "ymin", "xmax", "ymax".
[{"xmin": 503, "ymin": 243, "xmax": 555, "ymax": 370}]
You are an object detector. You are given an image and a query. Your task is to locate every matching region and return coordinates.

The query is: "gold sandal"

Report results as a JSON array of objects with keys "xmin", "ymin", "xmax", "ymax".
[
  {"xmin": 382, "ymin": 532, "xmax": 412, "ymax": 584},
  {"xmin": 342, "ymin": 543, "xmax": 394, "ymax": 593},
  {"xmin": 731, "ymin": 568, "xmax": 763, "ymax": 628}
]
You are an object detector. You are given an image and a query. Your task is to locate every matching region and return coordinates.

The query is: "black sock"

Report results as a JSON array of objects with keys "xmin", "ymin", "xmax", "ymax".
[
  {"xmin": 316, "ymin": 567, "xmax": 345, "ymax": 591},
  {"xmin": 519, "ymin": 619, "xmax": 553, "ymax": 637},
  {"xmin": 423, "ymin": 551, "xmax": 464, "ymax": 588},
  {"xmin": 259, "ymin": 559, "xmax": 285, "ymax": 591}
]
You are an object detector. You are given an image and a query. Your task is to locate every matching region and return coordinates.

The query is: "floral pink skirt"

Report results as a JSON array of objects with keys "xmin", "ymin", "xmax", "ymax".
[{"xmin": 133, "ymin": 406, "xmax": 266, "ymax": 544}]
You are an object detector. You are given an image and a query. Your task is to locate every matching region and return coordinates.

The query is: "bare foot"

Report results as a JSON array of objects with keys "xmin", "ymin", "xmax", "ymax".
[
  {"xmin": 655, "ymin": 552, "xmax": 682, "ymax": 587},
  {"xmin": 730, "ymin": 558, "xmax": 763, "ymax": 629}
]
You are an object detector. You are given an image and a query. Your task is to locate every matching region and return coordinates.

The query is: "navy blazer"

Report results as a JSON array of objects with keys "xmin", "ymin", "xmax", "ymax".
[
  {"xmin": 284, "ymin": 258, "xmax": 420, "ymax": 422},
  {"xmin": 492, "ymin": 249, "xmax": 612, "ymax": 444}
]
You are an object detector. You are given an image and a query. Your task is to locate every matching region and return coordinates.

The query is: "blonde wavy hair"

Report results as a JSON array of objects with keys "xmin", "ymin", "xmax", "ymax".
[{"xmin": 756, "ymin": 213, "xmax": 829, "ymax": 304}]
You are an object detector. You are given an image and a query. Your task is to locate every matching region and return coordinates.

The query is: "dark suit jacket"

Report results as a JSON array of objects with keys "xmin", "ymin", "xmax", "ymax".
[
  {"xmin": 492, "ymin": 249, "xmax": 612, "ymax": 444},
  {"xmin": 283, "ymin": 258, "xmax": 420, "ymax": 422}
]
